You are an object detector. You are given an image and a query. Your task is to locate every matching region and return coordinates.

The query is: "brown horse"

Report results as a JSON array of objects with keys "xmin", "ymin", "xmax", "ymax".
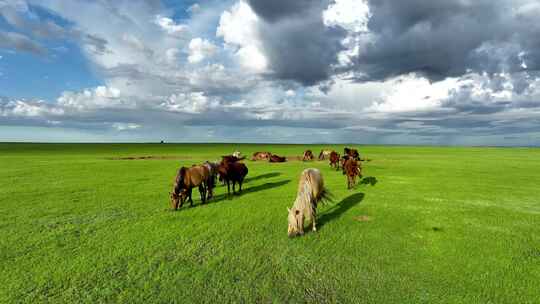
[
  {"xmin": 251, "ymin": 151, "xmax": 272, "ymax": 161},
  {"xmin": 343, "ymin": 158, "xmax": 362, "ymax": 189},
  {"xmin": 170, "ymin": 165, "xmax": 211, "ymax": 210},
  {"xmin": 287, "ymin": 168, "xmax": 329, "ymax": 237},
  {"xmin": 203, "ymin": 161, "xmax": 219, "ymax": 198},
  {"xmin": 318, "ymin": 149, "xmax": 332, "ymax": 160},
  {"xmin": 221, "ymin": 155, "xmax": 244, "ymax": 163},
  {"xmin": 344, "ymin": 147, "xmax": 360, "ymax": 160},
  {"xmin": 303, "ymin": 150, "xmax": 314, "ymax": 161},
  {"xmin": 218, "ymin": 161, "xmax": 248, "ymax": 195},
  {"xmin": 329, "ymin": 151, "xmax": 340, "ymax": 170},
  {"xmin": 269, "ymin": 154, "xmax": 287, "ymax": 162}
]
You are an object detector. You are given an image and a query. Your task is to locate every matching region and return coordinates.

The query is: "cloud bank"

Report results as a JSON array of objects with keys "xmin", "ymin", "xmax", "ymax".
[{"xmin": 0, "ymin": 0, "xmax": 540, "ymax": 145}]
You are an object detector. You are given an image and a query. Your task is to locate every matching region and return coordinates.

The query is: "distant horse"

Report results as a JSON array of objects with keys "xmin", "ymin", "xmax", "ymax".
[
  {"xmin": 343, "ymin": 158, "xmax": 361, "ymax": 189},
  {"xmin": 344, "ymin": 147, "xmax": 360, "ymax": 160},
  {"xmin": 287, "ymin": 168, "xmax": 330, "ymax": 237},
  {"xmin": 303, "ymin": 150, "xmax": 314, "ymax": 161},
  {"xmin": 251, "ymin": 152, "xmax": 272, "ymax": 161},
  {"xmin": 232, "ymin": 151, "xmax": 242, "ymax": 158},
  {"xmin": 170, "ymin": 165, "xmax": 212, "ymax": 210},
  {"xmin": 318, "ymin": 149, "xmax": 332, "ymax": 160},
  {"xmin": 269, "ymin": 154, "xmax": 287, "ymax": 162},
  {"xmin": 221, "ymin": 155, "xmax": 244, "ymax": 163},
  {"xmin": 329, "ymin": 151, "xmax": 340, "ymax": 170},
  {"xmin": 218, "ymin": 161, "xmax": 248, "ymax": 195}
]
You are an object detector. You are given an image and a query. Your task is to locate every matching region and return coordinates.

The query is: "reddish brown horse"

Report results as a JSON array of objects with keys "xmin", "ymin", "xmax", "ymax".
[
  {"xmin": 303, "ymin": 150, "xmax": 314, "ymax": 161},
  {"xmin": 343, "ymin": 158, "xmax": 362, "ymax": 189},
  {"xmin": 218, "ymin": 161, "xmax": 248, "ymax": 195},
  {"xmin": 329, "ymin": 151, "xmax": 340, "ymax": 170},
  {"xmin": 251, "ymin": 152, "xmax": 272, "ymax": 161},
  {"xmin": 170, "ymin": 165, "xmax": 212, "ymax": 209},
  {"xmin": 269, "ymin": 155, "xmax": 287, "ymax": 162}
]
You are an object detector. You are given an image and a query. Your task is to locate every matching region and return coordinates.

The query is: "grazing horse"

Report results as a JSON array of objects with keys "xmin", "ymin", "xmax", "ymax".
[
  {"xmin": 344, "ymin": 147, "xmax": 360, "ymax": 160},
  {"xmin": 218, "ymin": 161, "xmax": 248, "ymax": 195},
  {"xmin": 203, "ymin": 161, "xmax": 219, "ymax": 198},
  {"xmin": 269, "ymin": 154, "xmax": 287, "ymax": 162},
  {"xmin": 251, "ymin": 151, "xmax": 272, "ymax": 161},
  {"xmin": 329, "ymin": 151, "xmax": 340, "ymax": 170},
  {"xmin": 232, "ymin": 151, "xmax": 242, "ymax": 158},
  {"xmin": 343, "ymin": 158, "xmax": 361, "ymax": 189},
  {"xmin": 318, "ymin": 149, "xmax": 332, "ymax": 160},
  {"xmin": 303, "ymin": 150, "xmax": 314, "ymax": 161},
  {"xmin": 170, "ymin": 165, "xmax": 211, "ymax": 210},
  {"xmin": 287, "ymin": 168, "xmax": 329, "ymax": 237}
]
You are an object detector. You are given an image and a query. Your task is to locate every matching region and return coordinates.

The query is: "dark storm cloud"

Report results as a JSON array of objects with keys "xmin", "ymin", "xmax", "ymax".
[
  {"xmin": 245, "ymin": 0, "xmax": 540, "ymax": 86},
  {"xmin": 353, "ymin": 0, "xmax": 539, "ymax": 82},
  {"xmin": 247, "ymin": 0, "xmax": 347, "ymax": 86},
  {"xmin": 246, "ymin": 0, "xmax": 320, "ymax": 22}
]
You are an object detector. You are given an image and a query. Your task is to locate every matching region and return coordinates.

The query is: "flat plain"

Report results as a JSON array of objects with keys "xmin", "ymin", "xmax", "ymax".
[{"xmin": 1, "ymin": 143, "xmax": 539, "ymax": 303}]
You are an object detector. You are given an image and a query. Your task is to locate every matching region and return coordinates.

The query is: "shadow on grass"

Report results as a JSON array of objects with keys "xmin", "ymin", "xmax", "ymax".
[
  {"xmin": 360, "ymin": 176, "xmax": 378, "ymax": 186},
  {"xmin": 244, "ymin": 172, "xmax": 281, "ymax": 183},
  {"xmin": 317, "ymin": 192, "xmax": 365, "ymax": 229},
  {"xmin": 172, "ymin": 179, "xmax": 292, "ymax": 209}
]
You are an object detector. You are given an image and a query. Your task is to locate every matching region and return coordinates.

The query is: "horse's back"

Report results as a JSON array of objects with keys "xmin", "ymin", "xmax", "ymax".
[
  {"xmin": 186, "ymin": 165, "xmax": 210, "ymax": 186},
  {"xmin": 299, "ymin": 168, "xmax": 324, "ymax": 197}
]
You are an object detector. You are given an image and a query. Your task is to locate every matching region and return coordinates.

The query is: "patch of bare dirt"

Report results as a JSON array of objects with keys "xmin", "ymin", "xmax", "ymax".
[
  {"xmin": 106, "ymin": 155, "xmax": 194, "ymax": 160},
  {"xmin": 354, "ymin": 215, "xmax": 373, "ymax": 222}
]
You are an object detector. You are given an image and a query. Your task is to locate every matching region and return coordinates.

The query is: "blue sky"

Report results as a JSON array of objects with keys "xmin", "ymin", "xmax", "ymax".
[{"xmin": 1, "ymin": 0, "xmax": 540, "ymax": 145}]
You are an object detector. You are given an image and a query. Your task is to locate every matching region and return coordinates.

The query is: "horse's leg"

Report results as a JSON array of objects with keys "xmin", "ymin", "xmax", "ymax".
[
  {"xmin": 239, "ymin": 179, "xmax": 243, "ymax": 193},
  {"xmin": 188, "ymin": 188, "xmax": 194, "ymax": 207},
  {"xmin": 312, "ymin": 210, "xmax": 317, "ymax": 232},
  {"xmin": 232, "ymin": 180, "xmax": 236, "ymax": 194},
  {"xmin": 226, "ymin": 179, "xmax": 230, "ymax": 196},
  {"xmin": 199, "ymin": 184, "xmax": 205, "ymax": 204}
]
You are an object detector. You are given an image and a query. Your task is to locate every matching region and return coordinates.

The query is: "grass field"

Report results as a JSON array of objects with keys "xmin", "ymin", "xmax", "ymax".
[{"xmin": 1, "ymin": 143, "xmax": 540, "ymax": 303}]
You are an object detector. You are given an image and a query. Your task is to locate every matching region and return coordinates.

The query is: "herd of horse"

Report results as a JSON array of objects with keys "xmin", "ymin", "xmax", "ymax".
[{"xmin": 169, "ymin": 147, "xmax": 365, "ymax": 237}]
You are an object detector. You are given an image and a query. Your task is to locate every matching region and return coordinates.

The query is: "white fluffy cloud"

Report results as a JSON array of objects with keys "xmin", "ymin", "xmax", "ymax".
[
  {"xmin": 154, "ymin": 15, "xmax": 188, "ymax": 36},
  {"xmin": 57, "ymin": 86, "xmax": 125, "ymax": 110},
  {"xmin": 368, "ymin": 74, "xmax": 460, "ymax": 113},
  {"xmin": 188, "ymin": 38, "xmax": 217, "ymax": 63},
  {"xmin": 216, "ymin": 1, "xmax": 267, "ymax": 72}
]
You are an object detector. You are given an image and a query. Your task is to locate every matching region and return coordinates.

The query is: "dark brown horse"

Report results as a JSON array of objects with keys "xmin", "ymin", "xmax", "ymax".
[
  {"xmin": 303, "ymin": 150, "xmax": 314, "ymax": 161},
  {"xmin": 329, "ymin": 151, "xmax": 340, "ymax": 170},
  {"xmin": 343, "ymin": 158, "xmax": 362, "ymax": 189},
  {"xmin": 344, "ymin": 147, "xmax": 360, "ymax": 160},
  {"xmin": 269, "ymin": 154, "xmax": 287, "ymax": 162},
  {"xmin": 218, "ymin": 161, "xmax": 248, "ymax": 195},
  {"xmin": 170, "ymin": 165, "xmax": 212, "ymax": 210},
  {"xmin": 221, "ymin": 155, "xmax": 244, "ymax": 163}
]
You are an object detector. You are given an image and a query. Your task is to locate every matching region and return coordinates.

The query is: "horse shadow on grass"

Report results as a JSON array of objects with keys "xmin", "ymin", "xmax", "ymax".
[
  {"xmin": 317, "ymin": 192, "xmax": 365, "ymax": 229},
  {"xmin": 244, "ymin": 172, "xmax": 281, "ymax": 183},
  {"xmin": 207, "ymin": 179, "xmax": 291, "ymax": 204},
  {"xmin": 360, "ymin": 176, "xmax": 378, "ymax": 186}
]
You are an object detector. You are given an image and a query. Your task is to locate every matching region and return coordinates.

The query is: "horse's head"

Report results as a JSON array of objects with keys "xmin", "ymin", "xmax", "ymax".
[
  {"xmin": 287, "ymin": 207, "xmax": 304, "ymax": 237},
  {"xmin": 170, "ymin": 191, "xmax": 180, "ymax": 210}
]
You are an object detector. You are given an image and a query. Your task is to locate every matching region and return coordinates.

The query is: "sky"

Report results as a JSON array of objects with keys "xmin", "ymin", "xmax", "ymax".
[{"xmin": 1, "ymin": 0, "xmax": 540, "ymax": 145}]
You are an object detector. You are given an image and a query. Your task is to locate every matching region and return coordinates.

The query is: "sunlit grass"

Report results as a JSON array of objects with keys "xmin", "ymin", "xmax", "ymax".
[{"xmin": 1, "ymin": 143, "xmax": 539, "ymax": 303}]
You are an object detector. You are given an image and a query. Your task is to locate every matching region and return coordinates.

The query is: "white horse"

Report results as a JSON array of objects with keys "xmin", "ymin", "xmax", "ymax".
[{"xmin": 287, "ymin": 168, "xmax": 329, "ymax": 237}]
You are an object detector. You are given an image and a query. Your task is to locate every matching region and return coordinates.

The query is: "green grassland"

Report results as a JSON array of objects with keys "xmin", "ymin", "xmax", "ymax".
[{"xmin": 1, "ymin": 143, "xmax": 540, "ymax": 303}]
